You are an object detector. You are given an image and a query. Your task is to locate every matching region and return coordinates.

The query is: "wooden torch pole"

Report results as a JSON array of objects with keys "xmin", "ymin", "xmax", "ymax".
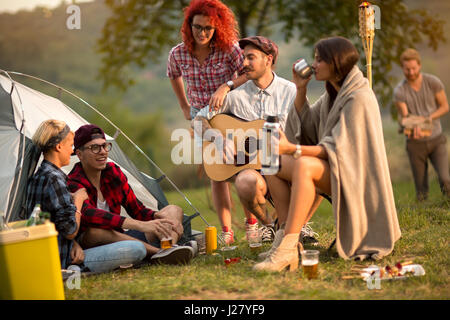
[{"xmin": 359, "ymin": 2, "xmax": 375, "ymax": 89}]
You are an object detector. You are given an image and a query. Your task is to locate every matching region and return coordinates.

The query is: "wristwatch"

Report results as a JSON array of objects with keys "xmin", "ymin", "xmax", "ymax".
[
  {"xmin": 292, "ymin": 144, "xmax": 302, "ymax": 159},
  {"xmin": 226, "ymin": 80, "xmax": 235, "ymax": 91}
]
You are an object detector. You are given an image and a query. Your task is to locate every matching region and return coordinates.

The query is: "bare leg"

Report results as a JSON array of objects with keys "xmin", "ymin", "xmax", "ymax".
[
  {"xmin": 285, "ymin": 156, "xmax": 331, "ymax": 235},
  {"xmin": 234, "ymin": 169, "xmax": 272, "ymax": 225},
  {"xmin": 267, "ymin": 156, "xmax": 324, "ymax": 228},
  {"xmin": 243, "ymin": 206, "xmax": 258, "ymax": 222},
  {"xmin": 211, "ymin": 180, "xmax": 233, "ymax": 230},
  {"xmin": 264, "ymin": 174, "xmax": 290, "ymax": 227}
]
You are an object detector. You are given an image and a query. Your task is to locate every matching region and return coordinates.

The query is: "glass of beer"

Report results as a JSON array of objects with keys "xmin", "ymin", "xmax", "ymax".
[
  {"xmin": 247, "ymin": 229, "xmax": 262, "ymax": 251},
  {"xmin": 160, "ymin": 237, "xmax": 172, "ymax": 250},
  {"xmin": 301, "ymin": 250, "xmax": 319, "ymax": 279}
]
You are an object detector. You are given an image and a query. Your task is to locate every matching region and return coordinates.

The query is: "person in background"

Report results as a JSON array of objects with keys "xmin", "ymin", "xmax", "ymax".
[
  {"xmin": 27, "ymin": 120, "xmax": 147, "ymax": 272},
  {"xmin": 394, "ymin": 48, "xmax": 450, "ymax": 201}
]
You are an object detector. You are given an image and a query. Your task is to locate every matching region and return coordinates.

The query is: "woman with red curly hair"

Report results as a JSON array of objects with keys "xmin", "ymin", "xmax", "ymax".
[
  {"xmin": 167, "ymin": 1, "xmax": 250, "ymax": 246},
  {"xmin": 167, "ymin": 0, "xmax": 247, "ymax": 120}
]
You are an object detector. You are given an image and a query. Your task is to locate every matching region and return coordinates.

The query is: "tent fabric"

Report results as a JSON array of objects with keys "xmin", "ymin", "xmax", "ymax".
[
  {"xmin": 0, "ymin": 132, "xmax": 20, "ymax": 214},
  {"xmin": 0, "ymin": 80, "xmax": 20, "ymax": 215},
  {"xmin": 107, "ymin": 140, "xmax": 168, "ymax": 210},
  {"xmin": 0, "ymin": 80, "xmax": 15, "ymax": 129},
  {"xmin": 0, "ymin": 74, "xmax": 163, "ymax": 223},
  {"xmin": 6, "ymin": 138, "xmax": 41, "ymax": 220}
]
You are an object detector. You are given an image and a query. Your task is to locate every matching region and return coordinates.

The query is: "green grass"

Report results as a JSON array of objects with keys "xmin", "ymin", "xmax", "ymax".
[{"xmin": 65, "ymin": 180, "xmax": 449, "ymax": 300}]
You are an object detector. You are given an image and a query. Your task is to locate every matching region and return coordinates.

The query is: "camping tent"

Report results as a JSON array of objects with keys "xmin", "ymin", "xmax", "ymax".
[{"xmin": 0, "ymin": 70, "xmax": 204, "ymax": 241}]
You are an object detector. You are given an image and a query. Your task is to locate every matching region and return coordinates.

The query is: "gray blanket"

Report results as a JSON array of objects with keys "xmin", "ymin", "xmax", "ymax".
[{"xmin": 285, "ymin": 66, "xmax": 401, "ymax": 260}]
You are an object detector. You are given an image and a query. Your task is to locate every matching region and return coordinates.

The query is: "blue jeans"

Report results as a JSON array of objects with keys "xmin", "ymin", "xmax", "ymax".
[{"xmin": 82, "ymin": 240, "xmax": 146, "ymax": 273}]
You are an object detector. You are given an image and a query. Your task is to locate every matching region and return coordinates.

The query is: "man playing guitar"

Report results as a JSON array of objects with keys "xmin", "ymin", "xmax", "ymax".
[{"xmin": 193, "ymin": 36, "xmax": 313, "ymax": 245}]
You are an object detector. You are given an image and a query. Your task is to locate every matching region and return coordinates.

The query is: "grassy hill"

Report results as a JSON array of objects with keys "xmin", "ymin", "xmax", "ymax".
[
  {"xmin": 0, "ymin": 0, "xmax": 449, "ymax": 188},
  {"xmin": 2, "ymin": 0, "xmax": 449, "ymax": 124}
]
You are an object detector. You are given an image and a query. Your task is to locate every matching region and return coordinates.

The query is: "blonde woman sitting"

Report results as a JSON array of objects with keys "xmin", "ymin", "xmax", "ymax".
[{"xmin": 27, "ymin": 120, "xmax": 146, "ymax": 272}]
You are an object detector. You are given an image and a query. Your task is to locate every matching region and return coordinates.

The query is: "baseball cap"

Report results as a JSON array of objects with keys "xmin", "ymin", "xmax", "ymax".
[
  {"xmin": 73, "ymin": 124, "xmax": 106, "ymax": 152},
  {"xmin": 238, "ymin": 36, "xmax": 278, "ymax": 65}
]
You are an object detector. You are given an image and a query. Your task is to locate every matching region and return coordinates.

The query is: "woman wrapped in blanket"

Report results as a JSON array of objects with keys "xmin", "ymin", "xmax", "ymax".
[
  {"xmin": 27, "ymin": 120, "xmax": 146, "ymax": 272},
  {"xmin": 254, "ymin": 37, "xmax": 401, "ymax": 272}
]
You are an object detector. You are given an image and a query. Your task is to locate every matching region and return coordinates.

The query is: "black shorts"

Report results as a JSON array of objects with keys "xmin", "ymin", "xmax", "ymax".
[{"xmin": 124, "ymin": 229, "xmax": 161, "ymax": 248}]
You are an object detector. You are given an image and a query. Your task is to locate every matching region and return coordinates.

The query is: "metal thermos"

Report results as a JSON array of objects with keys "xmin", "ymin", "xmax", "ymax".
[{"xmin": 261, "ymin": 115, "xmax": 280, "ymax": 175}]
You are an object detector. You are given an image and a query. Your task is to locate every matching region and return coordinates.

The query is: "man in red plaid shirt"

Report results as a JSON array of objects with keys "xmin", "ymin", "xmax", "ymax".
[{"xmin": 68, "ymin": 124, "xmax": 193, "ymax": 265}]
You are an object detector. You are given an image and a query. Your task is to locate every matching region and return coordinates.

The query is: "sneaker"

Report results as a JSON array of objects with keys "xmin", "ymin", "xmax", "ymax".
[
  {"xmin": 184, "ymin": 240, "xmax": 199, "ymax": 257},
  {"xmin": 245, "ymin": 218, "xmax": 258, "ymax": 240},
  {"xmin": 299, "ymin": 222, "xmax": 319, "ymax": 246},
  {"xmin": 221, "ymin": 227, "xmax": 234, "ymax": 245},
  {"xmin": 150, "ymin": 245, "xmax": 193, "ymax": 265},
  {"xmin": 259, "ymin": 224, "xmax": 275, "ymax": 243}
]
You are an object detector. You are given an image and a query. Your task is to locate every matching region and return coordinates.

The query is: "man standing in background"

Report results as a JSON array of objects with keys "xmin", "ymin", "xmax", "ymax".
[{"xmin": 394, "ymin": 48, "xmax": 450, "ymax": 201}]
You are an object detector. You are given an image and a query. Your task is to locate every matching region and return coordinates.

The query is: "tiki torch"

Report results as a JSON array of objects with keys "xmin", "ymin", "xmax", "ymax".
[{"xmin": 359, "ymin": 2, "xmax": 375, "ymax": 88}]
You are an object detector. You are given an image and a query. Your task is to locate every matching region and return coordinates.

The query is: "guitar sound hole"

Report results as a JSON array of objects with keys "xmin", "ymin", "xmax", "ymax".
[{"xmin": 245, "ymin": 136, "xmax": 258, "ymax": 155}]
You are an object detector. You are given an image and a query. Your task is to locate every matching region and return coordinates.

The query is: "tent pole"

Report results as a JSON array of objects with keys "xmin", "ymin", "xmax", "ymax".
[{"xmin": 0, "ymin": 70, "xmax": 27, "ymax": 225}]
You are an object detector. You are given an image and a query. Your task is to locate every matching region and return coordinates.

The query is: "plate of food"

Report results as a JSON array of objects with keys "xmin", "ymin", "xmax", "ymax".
[
  {"xmin": 360, "ymin": 263, "xmax": 425, "ymax": 281},
  {"xmin": 341, "ymin": 259, "xmax": 425, "ymax": 281}
]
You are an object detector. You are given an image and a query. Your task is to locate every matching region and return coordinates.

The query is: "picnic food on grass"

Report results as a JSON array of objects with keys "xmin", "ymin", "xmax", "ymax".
[{"xmin": 341, "ymin": 258, "xmax": 425, "ymax": 280}]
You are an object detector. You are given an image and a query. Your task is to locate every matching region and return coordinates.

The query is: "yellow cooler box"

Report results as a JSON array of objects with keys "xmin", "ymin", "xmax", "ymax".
[{"xmin": 0, "ymin": 221, "xmax": 65, "ymax": 300}]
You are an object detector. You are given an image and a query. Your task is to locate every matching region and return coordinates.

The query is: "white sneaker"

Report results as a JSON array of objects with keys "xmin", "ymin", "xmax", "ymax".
[
  {"xmin": 245, "ymin": 219, "xmax": 258, "ymax": 240},
  {"xmin": 221, "ymin": 228, "xmax": 235, "ymax": 245}
]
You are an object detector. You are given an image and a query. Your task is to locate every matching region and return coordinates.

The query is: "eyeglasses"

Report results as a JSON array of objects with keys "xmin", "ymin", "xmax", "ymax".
[
  {"xmin": 191, "ymin": 24, "xmax": 215, "ymax": 33},
  {"xmin": 81, "ymin": 142, "xmax": 112, "ymax": 154}
]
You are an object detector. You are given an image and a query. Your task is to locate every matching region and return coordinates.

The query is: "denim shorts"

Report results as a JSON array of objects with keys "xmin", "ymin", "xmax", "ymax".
[{"xmin": 190, "ymin": 106, "xmax": 202, "ymax": 120}]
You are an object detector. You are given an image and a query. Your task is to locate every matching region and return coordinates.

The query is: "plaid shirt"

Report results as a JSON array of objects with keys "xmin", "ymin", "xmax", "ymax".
[
  {"xmin": 167, "ymin": 42, "xmax": 244, "ymax": 111},
  {"xmin": 26, "ymin": 160, "xmax": 77, "ymax": 269},
  {"xmin": 67, "ymin": 162, "xmax": 155, "ymax": 232}
]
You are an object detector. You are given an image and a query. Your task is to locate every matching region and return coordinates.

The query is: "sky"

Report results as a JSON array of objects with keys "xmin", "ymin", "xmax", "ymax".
[{"xmin": 0, "ymin": 0, "xmax": 93, "ymax": 13}]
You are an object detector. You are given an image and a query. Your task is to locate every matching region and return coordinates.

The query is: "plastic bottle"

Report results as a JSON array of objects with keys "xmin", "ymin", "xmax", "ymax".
[
  {"xmin": 26, "ymin": 204, "xmax": 41, "ymax": 226},
  {"xmin": 261, "ymin": 115, "xmax": 280, "ymax": 175}
]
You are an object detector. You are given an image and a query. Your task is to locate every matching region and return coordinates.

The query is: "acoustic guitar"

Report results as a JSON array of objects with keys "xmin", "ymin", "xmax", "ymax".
[{"xmin": 202, "ymin": 114, "xmax": 266, "ymax": 181}]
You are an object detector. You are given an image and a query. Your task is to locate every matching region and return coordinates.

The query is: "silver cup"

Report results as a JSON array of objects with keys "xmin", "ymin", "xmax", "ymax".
[{"xmin": 294, "ymin": 59, "xmax": 314, "ymax": 79}]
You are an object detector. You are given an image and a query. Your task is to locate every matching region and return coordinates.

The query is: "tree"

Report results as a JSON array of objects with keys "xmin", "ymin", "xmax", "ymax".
[{"xmin": 97, "ymin": 0, "xmax": 445, "ymax": 108}]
